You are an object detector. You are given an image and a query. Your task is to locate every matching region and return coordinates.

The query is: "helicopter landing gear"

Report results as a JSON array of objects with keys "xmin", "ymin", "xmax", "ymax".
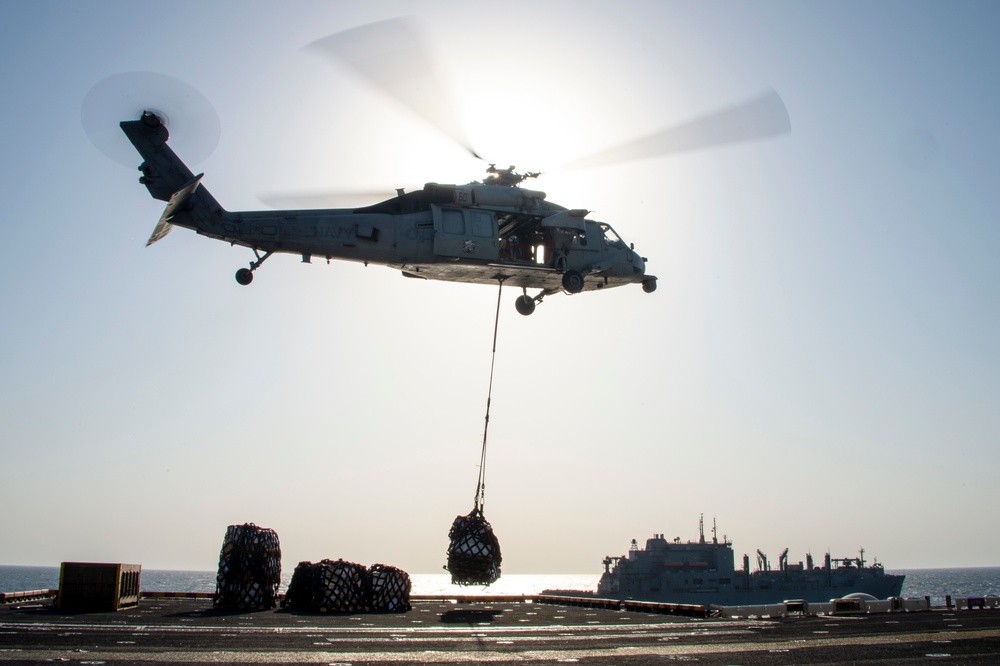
[
  {"xmin": 642, "ymin": 277, "xmax": 658, "ymax": 293},
  {"xmin": 561, "ymin": 270, "xmax": 584, "ymax": 294},
  {"xmin": 235, "ymin": 248, "xmax": 273, "ymax": 286},
  {"xmin": 514, "ymin": 288, "xmax": 550, "ymax": 316}
]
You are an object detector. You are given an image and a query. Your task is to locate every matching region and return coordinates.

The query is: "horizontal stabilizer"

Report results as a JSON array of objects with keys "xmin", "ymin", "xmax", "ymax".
[{"xmin": 146, "ymin": 174, "xmax": 204, "ymax": 246}]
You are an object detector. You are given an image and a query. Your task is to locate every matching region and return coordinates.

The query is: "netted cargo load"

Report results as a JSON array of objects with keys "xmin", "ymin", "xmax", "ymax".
[
  {"xmin": 314, "ymin": 559, "xmax": 369, "ymax": 612},
  {"xmin": 446, "ymin": 508, "xmax": 502, "ymax": 586},
  {"xmin": 281, "ymin": 560, "xmax": 316, "ymax": 611},
  {"xmin": 368, "ymin": 563, "xmax": 412, "ymax": 612},
  {"xmin": 214, "ymin": 523, "xmax": 281, "ymax": 610},
  {"xmin": 281, "ymin": 559, "xmax": 369, "ymax": 612}
]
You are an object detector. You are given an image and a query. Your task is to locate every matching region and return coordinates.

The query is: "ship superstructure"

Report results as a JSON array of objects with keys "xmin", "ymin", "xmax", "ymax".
[{"xmin": 597, "ymin": 517, "xmax": 904, "ymax": 605}]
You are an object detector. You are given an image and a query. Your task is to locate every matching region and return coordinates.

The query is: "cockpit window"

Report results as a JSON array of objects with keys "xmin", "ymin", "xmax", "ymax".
[{"xmin": 600, "ymin": 223, "xmax": 626, "ymax": 248}]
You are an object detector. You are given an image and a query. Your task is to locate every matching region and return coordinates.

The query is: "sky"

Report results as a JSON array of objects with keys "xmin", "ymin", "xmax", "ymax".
[{"xmin": 1, "ymin": 0, "xmax": 998, "ymax": 576}]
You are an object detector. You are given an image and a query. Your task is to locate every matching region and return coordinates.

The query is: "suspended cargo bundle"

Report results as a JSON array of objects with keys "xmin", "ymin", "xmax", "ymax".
[
  {"xmin": 368, "ymin": 563, "xmax": 412, "ymax": 612},
  {"xmin": 213, "ymin": 523, "xmax": 281, "ymax": 610},
  {"xmin": 446, "ymin": 508, "xmax": 502, "ymax": 586},
  {"xmin": 442, "ymin": 282, "xmax": 505, "ymax": 586}
]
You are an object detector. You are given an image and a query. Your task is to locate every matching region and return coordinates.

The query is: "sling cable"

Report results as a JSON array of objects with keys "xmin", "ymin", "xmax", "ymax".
[{"xmin": 444, "ymin": 279, "xmax": 505, "ymax": 585}]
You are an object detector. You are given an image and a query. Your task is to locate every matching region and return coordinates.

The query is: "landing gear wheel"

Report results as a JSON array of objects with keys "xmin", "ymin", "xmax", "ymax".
[
  {"xmin": 235, "ymin": 268, "xmax": 254, "ymax": 285},
  {"xmin": 561, "ymin": 270, "xmax": 584, "ymax": 294},
  {"xmin": 642, "ymin": 277, "xmax": 658, "ymax": 293},
  {"xmin": 515, "ymin": 295, "xmax": 536, "ymax": 316}
]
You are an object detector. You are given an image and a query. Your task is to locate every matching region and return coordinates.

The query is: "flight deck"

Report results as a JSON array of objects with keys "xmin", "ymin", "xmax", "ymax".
[{"xmin": 3, "ymin": 595, "xmax": 1000, "ymax": 665}]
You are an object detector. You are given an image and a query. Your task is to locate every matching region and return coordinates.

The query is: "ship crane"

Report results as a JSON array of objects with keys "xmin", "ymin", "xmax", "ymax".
[{"xmin": 756, "ymin": 549, "xmax": 769, "ymax": 572}]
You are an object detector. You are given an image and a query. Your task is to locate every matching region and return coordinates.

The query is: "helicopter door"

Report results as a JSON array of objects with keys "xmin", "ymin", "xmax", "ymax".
[{"xmin": 432, "ymin": 206, "xmax": 499, "ymax": 260}]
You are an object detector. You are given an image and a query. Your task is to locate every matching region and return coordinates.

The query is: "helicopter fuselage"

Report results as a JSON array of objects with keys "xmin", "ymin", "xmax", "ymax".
[
  {"xmin": 122, "ymin": 112, "xmax": 656, "ymax": 313},
  {"xmin": 213, "ymin": 190, "xmax": 647, "ymax": 292}
]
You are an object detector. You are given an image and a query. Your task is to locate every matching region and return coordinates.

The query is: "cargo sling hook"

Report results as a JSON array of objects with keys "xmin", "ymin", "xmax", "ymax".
[{"xmin": 474, "ymin": 278, "xmax": 506, "ymax": 513}]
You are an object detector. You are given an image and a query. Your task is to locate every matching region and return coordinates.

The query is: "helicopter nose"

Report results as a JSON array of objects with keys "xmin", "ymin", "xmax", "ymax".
[{"xmin": 632, "ymin": 251, "xmax": 646, "ymax": 275}]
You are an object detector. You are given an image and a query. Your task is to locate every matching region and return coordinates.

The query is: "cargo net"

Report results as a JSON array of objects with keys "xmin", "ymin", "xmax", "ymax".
[
  {"xmin": 281, "ymin": 560, "xmax": 411, "ymax": 613},
  {"xmin": 369, "ymin": 563, "xmax": 412, "ymax": 612},
  {"xmin": 214, "ymin": 523, "xmax": 281, "ymax": 610},
  {"xmin": 446, "ymin": 508, "xmax": 502, "ymax": 586}
]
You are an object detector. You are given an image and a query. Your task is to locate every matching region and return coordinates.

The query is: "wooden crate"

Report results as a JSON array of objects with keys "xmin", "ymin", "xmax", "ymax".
[{"xmin": 57, "ymin": 562, "xmax": 141, "ymax": 611}]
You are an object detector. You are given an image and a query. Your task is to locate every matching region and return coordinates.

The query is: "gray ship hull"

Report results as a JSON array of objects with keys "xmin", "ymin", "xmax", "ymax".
[
  {"xmin": 600, "ymin": 572, "xmax": 905, "ymax": 606},
  {"xmin": 597, "ymin": 527, "xmax": 904, "ymax": 606}
]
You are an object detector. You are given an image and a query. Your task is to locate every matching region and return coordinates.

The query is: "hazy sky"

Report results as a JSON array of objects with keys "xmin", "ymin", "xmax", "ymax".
[{"xmin": 2, "ymin": 0, "xmax": 998, "ymax": 575}]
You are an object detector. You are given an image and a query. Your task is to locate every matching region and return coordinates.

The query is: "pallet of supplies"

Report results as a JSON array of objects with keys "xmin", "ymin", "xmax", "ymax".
[
  {"xmin": 369, "ymin": 563, "xmax": 412, "ymax": 612},
  {"xmin": 213, "ymin": 523, "xmax": 281, "ymax": 610}
]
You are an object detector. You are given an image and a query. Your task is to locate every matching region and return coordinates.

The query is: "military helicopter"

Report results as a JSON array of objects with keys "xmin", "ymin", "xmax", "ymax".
[{"xmin": 115, "ymin": 19, "xmax": 790, "ymax": 316}]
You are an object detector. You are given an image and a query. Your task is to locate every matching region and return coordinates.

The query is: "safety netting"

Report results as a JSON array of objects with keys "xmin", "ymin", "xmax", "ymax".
[
  {"xmin": 445, "ymin": 507, "xmax": 502, "ymax": 586},
  {"xmin": 213, "ymin": 523, "xmax": 281, "ymax": 610}
]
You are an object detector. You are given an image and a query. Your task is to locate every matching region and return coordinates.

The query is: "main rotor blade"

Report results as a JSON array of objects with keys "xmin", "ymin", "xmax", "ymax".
[
  {"xmin": 559, "ymin": 88, "xmax": 790, "ymax": 170},
  {"xmin": 306, "ymin": 18, "xmax": 481, "ymax": 160},
  {"xmin": 258, "ymin": 188, "xmax": 399, "ymax": 209}
]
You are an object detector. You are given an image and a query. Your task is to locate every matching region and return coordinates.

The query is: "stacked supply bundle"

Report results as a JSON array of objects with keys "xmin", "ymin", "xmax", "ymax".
[
  {"xmin": 281, "ymin": 560, "xmax": 315, "ymax": 610},
  {"xmin": 214, "ymin": 523, "xmax": 281, "ymax": 610},
  {"xmin": 446, "ymin": 508, "xmax": 502, "ymax": 586},
  {"xmin": 314, "ymin": 559, "xmax": 369, "ymax": 612},
  {"xmin": 368, "ymin": 563, "xmax": 412, "ymax": 612},
  {"xmin": 281, "ymin": 559, "xmax": 369, "ymax": 612}
]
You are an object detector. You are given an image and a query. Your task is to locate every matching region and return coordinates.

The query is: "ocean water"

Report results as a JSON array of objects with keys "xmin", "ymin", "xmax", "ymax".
[
  {"xmin": 890, "ymin": 567, "xmax": 1000, "ymax": 605},
  {"xmin": 2, "ymin": 565, "xmax": 997, "ymax": 606},
  {"xmin": 0, "ymin": 566, "xmax": 597, "ymax": 598}
]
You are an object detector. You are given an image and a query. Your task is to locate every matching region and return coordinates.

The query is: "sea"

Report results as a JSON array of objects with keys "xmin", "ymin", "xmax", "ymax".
[{"xmin": 2, "ymin": 566, "xmax": 998, "ymax": 606}]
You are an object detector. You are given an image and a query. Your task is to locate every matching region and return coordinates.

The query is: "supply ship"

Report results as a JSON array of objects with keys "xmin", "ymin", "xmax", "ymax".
[{"xmin": 596, "ymin": 518, "xmax": 904, "ymax": 605}]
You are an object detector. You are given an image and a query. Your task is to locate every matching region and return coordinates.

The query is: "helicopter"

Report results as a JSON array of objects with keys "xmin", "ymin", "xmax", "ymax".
[
  {"xmin": 116, "ymin": 19, "xmax": 790, "ymax": 316},
  {"xmin": 123, "ymin": 111, "xmax": 654, "ymax": 316}
]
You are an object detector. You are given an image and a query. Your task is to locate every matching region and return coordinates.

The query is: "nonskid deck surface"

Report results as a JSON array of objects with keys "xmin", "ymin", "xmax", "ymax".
[{"xmin": 2, "ymin": 598, "xmax": 1000, "ymax": 665}]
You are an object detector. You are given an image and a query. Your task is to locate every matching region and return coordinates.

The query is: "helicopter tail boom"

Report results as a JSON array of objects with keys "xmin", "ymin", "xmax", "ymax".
[{"xmin": 120, "ymin": 112, "xmax": 227, "ymax": 244}]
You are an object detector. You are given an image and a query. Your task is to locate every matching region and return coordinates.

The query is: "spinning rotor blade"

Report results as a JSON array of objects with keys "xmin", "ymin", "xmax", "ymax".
[
  {"xmin": 258, "ymin": 188, "xmax": 402, "ymax": 209},
  {"xmin": 82, "ymin": 71, "xmax": 221, "ymax": 167},
  {"xmin": 559, "ymin": 88, "xmax": 790, "ymax": 170},
  {"xmin": 306, "ymin": 17, "xmax": 481, "ymax": 160}
]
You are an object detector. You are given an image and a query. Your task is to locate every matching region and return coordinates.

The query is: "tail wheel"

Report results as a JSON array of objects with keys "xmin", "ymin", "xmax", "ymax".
[
  {"xmin": 514, "ymin": 295, "xmax": 536, "ymax": 316},
  {"xmin": 235, "ymin": 268, "xmax": 254, "ymax": 285},
  {"xmin": 561, "ymin": 270, "xmax": 584, "ymax": 294}
]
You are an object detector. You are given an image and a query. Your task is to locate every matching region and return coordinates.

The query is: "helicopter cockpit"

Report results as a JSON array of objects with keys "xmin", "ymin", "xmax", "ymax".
[
  {"xmin": 599, "ymin": 223, "xmax": 628, "ymax": 249},
  {"xmin": 494, "ymin": 210, "xmax": 633, "ymax": 274}
]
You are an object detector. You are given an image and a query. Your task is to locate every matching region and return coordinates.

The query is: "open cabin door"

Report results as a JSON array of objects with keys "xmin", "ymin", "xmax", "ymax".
[{"xmin": 432, "ymin": 206, "xmax": 499, "ymax": 260}]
